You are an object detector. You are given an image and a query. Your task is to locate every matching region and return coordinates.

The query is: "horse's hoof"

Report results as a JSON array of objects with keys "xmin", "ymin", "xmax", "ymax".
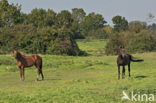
[{"xmin": 20, "ymin": 78, "xmax": 24, "ymax": 81}]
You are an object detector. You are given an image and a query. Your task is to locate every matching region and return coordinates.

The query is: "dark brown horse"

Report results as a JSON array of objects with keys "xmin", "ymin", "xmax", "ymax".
[
  {"xmin": 117, "ymin": 47, "xmax": 143, "ymax": 79},
  {"xmin": 13, "ymin": 50, "xmax": 44, "ymax": 81}
]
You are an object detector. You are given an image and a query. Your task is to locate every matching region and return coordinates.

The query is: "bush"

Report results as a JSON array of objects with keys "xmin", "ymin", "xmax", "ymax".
[
  {"xmin": 0, "ymin": 25, "xmax": 84, "ymax": 56},
  {"xmin": 126, "ymin": 30, "xmax": 156, "ymax": 53},
  {"xmin": 105, "ymin": 33, "xmax": 126, "ymax": 55},
  {"xmin": 105, "ymin": 30, "xmax": 156, "ymax": 55}
]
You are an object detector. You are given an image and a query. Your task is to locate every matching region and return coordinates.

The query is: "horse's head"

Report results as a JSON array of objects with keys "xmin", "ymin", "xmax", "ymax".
[
  {"xmin": 13, "ymin": 50, "xmax": 21, "ymax": 59},
  {"xmin": 119, "ymin": 46, "xmax": 127, "ymax": 57}
]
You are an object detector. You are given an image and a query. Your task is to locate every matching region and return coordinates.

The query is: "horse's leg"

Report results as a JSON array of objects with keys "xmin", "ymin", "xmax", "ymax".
[
  {"xmin": 35, "ymin": 58, "xmax": 44, "ymax": 81},
  {"xmin": 36, "ymin": 67, "xmax": 40, "ymax": 81},
  {"xmin": 36, "ymin": 66, "xmax": 44, "ymax": 81},
  {"xmin": 39, "ymin": 62, "xmax": 44, "ymax": 80},
  {"xmin": 122, "ymin": 66, "xmax": 125, "ymax": 79},
  {"xmin": 19, "ymin": 67, "xmax": 22, "ymax": 81},
  {"xmin": 21, "ymin": 67, "xmax": 25, "ymax": 81},
  {"xmin": 40, "ymin": 69, "xmax": 44, "ymax": 80},
  {"xmin": 128, "ymin": 64, "xmax": 131, "ymax": 78},
  {"xmin": 118, "ymin": 65, "xmax": 120, "ymax": 80}
]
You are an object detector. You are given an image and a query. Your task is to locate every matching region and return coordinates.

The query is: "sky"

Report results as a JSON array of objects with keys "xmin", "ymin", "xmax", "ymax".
[{"xmin": 8, "ymin": 0, "xmax": 156, "ymax": 25}]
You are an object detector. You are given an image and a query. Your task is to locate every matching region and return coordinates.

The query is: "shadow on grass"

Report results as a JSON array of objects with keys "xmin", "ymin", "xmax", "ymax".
[
  {"xmin": 45, "ymin": 78, "xmax": 62, "ymax": 81},
  {"xmin": 35, "ymin": 78, "xmax": 61, "ymax": 82},
  {"xmin": 135, "ymin": 75, "xmax": 147, "ymax": 79}
]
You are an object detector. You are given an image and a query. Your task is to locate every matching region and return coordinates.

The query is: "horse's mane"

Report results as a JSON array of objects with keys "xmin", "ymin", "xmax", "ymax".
[{"xmin": 16, "ymin": 51, "xmax": 23, "ymax": 59}]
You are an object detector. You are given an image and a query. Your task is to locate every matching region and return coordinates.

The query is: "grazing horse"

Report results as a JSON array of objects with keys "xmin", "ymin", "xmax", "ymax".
[
  {"xmin": 13, "ymin": 50, "xmax": 44, "ymax": 81},
  {"xmin": 117, "ymin": 47, "xmax": 143, "ymax": 79}
]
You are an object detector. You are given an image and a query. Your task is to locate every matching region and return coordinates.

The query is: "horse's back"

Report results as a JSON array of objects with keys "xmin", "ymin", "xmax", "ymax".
[{"xmin": 32, "ymin": 55, "xmax": 42, "ymax": 66}]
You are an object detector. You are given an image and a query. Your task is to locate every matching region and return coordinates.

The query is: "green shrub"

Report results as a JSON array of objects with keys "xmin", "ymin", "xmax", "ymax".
[
  {"xmin": 105, "ymin": 30, "xmax": 156, "ymax": 55},
  {"xmin": 0, "ymin": 56, "xmax": 15, "ymax": 65},
  {"xmin": 126, "ymin": 30, "xmax": 156, "ymax": 53},
  {"xmin": 105, "ymin": 33, "xmax": 126, "ymax": 55},
  {"xmin": 0, "ymin": 25, "xmax": 84, "ymax": 56}
]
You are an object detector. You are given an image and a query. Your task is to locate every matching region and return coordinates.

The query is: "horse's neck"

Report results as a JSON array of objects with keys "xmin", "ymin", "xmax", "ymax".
[
  {"xmin": 17, "ymin": 55, "xmax": 25, "ymax": 62},
  {"xmin": 119, "ymin": 53, "xmax": 128, "ymax": 60}
]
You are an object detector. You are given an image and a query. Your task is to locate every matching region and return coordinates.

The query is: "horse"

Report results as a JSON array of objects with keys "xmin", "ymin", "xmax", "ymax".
[
  {"xmin": 117, "ymin": 47, "xmax": 143, "ymax": 80},
  {"xmin": 13, "ymin": 50, "xmax": 44, "ymax": 81}
]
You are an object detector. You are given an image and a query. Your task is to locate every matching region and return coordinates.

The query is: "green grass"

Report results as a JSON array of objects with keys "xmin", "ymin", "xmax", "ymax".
[
  {"xmin": 0, "ymin": 40, "xmax": 156, "ymax": 103},
  {"xmin": 77, "ymin": 39, "xmax": 107, "ymax": 55}
]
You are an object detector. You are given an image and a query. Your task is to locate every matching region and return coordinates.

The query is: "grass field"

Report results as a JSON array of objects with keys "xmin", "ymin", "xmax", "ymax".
[{"xmin": 0, "ymin": 39, "xmax": 156, "ymax": 103}]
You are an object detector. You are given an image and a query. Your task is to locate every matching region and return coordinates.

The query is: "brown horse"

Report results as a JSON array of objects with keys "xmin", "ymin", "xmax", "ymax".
[
  {"xmin": 117, "ymin": 47, "xmax": 143, "ymax": 80},
  {"xmin": 13, "ymin": 50, "xmax": 44, "ymax": 81}
]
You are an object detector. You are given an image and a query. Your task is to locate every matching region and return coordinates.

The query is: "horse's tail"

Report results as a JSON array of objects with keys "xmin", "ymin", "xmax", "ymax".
[
  {"xmin": 40, "ymin": 58, "xmax": 42, "ymax": 69},
  {"xmin": 39, "ymin": 57, "xmax": 44, "ymax": 80},
  {"xmin": 129, "ymin": 55, "xmax": 144, "ymax": 62}
]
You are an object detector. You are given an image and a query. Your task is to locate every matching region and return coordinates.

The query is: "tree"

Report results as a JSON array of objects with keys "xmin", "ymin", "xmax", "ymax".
[
  {"xmin": 72, "ymin": 8, "xmax": 86, "ymax": 23},
  {"xmin": 112, "ymin": 15, "xmax": 128, "ymax": 32},
  {"xmin": 148, "ymin": 23, "xmax": 156, "ymax": 34},
  {"xmin": 71, "ymin": 8, "xmax": 86, "ymax": 39},
  {"xmin": 147, "ymin": 13, "xmax": 155, "ymax": 23},
  {"xmin": 0, "ymin": 0, "xmax": 22, "ymax": 27},
  {"xmin": 25, "ymin": 8, "xmax": 56, "ymax": 27},
  {"xmin": 104, "ymin": 26, "xmax": 113, "ymax": 34},
  {"xmin": 129, "ymin": 21, "xmax": 147, "ymax": 33},
  {"xmin": 81, "ymin": 12, "xmax": 107, "ymax": 37},
  {"xmin": 46, "ymin": 9, "xmax": 56, "ymax": 26},
  {"xmin": 56, "ymin": 10, "xmax": 73, "ymax": 28}
]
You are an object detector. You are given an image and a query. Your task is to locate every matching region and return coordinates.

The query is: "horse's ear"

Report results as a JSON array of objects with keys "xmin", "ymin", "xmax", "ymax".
[
  {"xmin": 119, "ymin": 46, "xmax": 124, "ymax": 49},
  {"xmin": 13, "ymin": 49, "xmax": 17, "ymax": 53}
]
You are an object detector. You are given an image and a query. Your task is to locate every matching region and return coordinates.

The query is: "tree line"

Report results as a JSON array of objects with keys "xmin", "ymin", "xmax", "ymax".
[{"xmin": 0, "ymin": 0, "xmax": 156, "ymax": 55}]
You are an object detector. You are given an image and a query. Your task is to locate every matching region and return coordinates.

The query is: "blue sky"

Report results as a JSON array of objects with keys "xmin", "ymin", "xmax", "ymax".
[{"xmin": 8, "ymin": 0, "xmax": 156, "ymax": 25}]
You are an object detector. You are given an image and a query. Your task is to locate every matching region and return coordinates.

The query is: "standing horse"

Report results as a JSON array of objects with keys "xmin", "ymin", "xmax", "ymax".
[
  {"xmin": 117, "ymin": 47, "xmax": 143, "ymax": 80},
  {"xmin": 13, "ymin": 50, "xmax": 44, "ymax": 81}
]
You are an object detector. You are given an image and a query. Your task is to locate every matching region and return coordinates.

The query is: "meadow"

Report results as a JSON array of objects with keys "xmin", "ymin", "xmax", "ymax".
[{"xmin": 0, "ymin": 39, "xmax": 156, "ymax": 103}]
